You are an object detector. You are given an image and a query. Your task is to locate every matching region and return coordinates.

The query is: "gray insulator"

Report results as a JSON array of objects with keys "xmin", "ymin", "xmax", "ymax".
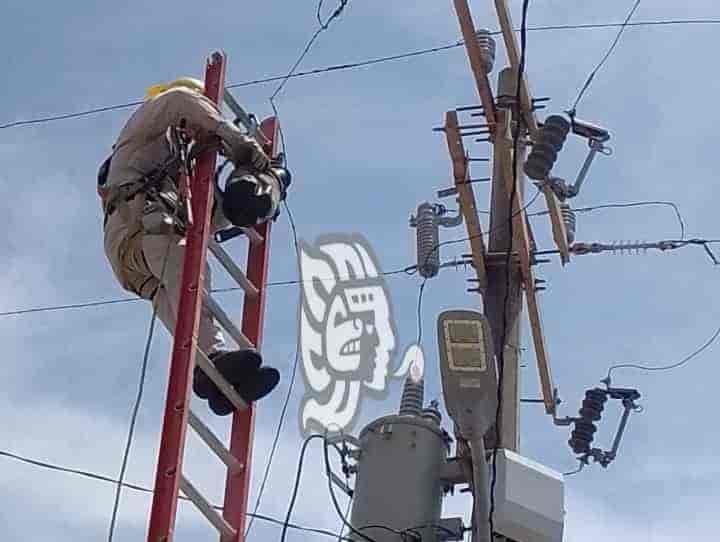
[
  {"xmin": 421, "ymin": 400, "xmax": 442, "ymax": 426},
  {"xmin": 524, "ymin": 142, "xmax": 558, "ymax": 180},
  {"xmin": 524, "ymin": 115, "xmax": 571, "ymax": 180},
  {"xmin": 414, "ymin": 202, "xmax": 441, "ymax": 278},
  {"xmin": 475, "ymin": 29, "xmax": 496, "ymax": 74},
  {"xmin": 399, "ymin": 376, "xmax": 425, "ymax": 417},
  {"xmin": 542, "ymin": 116, "xmax": 571, "ymax": 151},
  {"xmin": 569, "ymin": 388, "xmax": 607, "ymax": 455},
  {"xmin": 560, "ymin": 202, "xmax": 576, "ymax": 244}
]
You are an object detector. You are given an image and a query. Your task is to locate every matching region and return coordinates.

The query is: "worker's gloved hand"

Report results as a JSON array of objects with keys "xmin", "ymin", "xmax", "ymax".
[
  {"xmin": 216, "ymin": 120, "xmax": 270, "ymax": 172},
  {"xmin": 247, "ymin": 139, "xmax": 270, "ymax": 171},
  {"xmin": 269, "ymin": 166, "xmax": 292, "ymax": 200}
]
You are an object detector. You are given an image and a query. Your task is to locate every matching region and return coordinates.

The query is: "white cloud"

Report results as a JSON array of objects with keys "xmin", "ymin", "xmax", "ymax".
[{"xmin": 565, "ymin": 488, "xmax": 720, "ymax": 542}]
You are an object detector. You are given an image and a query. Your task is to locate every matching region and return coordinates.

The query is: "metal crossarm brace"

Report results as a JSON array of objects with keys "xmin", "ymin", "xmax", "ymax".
[
  {"xmin": 147, "ymin": 51, "xmax": 227, "ymax": 541},
  {"xmin": 221, "ymin": 116, "xmax": 280, "ymax": 542}
]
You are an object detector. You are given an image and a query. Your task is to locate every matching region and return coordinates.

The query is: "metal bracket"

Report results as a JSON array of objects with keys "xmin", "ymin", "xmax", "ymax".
[
  {"xmin": 564, "ymin": 383, "xmax": 642, "ymax": 469},
  {"xmin": 540, "ymin": 113, "xmax": 611, "ymax": 201}
]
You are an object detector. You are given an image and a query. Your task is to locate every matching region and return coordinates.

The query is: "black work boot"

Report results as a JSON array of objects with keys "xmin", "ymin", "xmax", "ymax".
[
  {"xmin": 208, "ymin": 367, "xmax": 281, "ymax": 416},
  {"xmin": 193, "ymin": 349, "xmax": 263, "ymax": 399}
]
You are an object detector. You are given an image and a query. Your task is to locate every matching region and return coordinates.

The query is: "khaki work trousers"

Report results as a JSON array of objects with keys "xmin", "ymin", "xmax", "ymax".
[{"xmin": 104, "ymin": 208, "xmax": 226, "ymax": 356}]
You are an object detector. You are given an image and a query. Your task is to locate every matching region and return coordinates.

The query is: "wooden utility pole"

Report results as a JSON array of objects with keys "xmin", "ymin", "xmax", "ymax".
[
  {"xmin": 485, "ymin": 71, "xmax": 524, "ymax": 451},
  {"xmin": 447, "ymin": 0, "xmax": 563, "ymax": 450}
]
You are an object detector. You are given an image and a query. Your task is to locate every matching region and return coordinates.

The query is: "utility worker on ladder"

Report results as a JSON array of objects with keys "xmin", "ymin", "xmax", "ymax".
[{"xmin": 99, "ymin": 77, "xmax": 289, "ymax": 415}]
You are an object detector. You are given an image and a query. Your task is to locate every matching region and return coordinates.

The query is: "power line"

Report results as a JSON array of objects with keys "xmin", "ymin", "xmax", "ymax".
[
  {"xmin": 569, "ymin": 0, "xmax": 642, "ymax": 114},
  {"xmin": 323, "ymin": 437, "xmax": 380, "ymax": 542},
  {"xmin": 266, "ymin": 0, "xmax": 349, "ymax": 169},
  {"xmin": 527, "ymin": 18, "xmax": 720, "ymax": 33},
  {"xmin": 575, "ymin": 201, "xmax": 685, "ymax": 240},
  {"xmin": 1, "ymin": 40, "xmax": 460, "ymax": 131},
  {"xmin": 0, "ymin": 266, "xmax": 417, "ymax": 318},
  {"xmin": 562, "ymin": 461, "xmax": 585, "ymax": 477},
  {"xmin": 246, "ymin": 202, "xmax": 302, "ymax": 538},
  {"xmin": 107, "ymin": 240, "xmax": 171, "ymax": 542},
  {"xmin": 270, "ymin": 0, "xmax": 349, "ymax": 102},
  {"xmin": 255, "ymin": 4, "xmax": 351, "ymax": 534},
  {"xmin": 415, "ymin": 279, "xmax": 428, "ymax": 346},
  {"xmin": 0, "ymin": 297, "xmax": 137, "ymax": 317},
  {"xmin": 606, "ymin": 323, "xmax": 720, "ymax": 381},
  {"xmin": 529, "ymin": 200, "xmax": 686, "ymax": 240},
  {"xmin": 0, "ymin": 448, "xmax": 349, "ymax": 540},
  {"xmin": 215, "ymin": 266, "xmax": 418, "ymax": 294},
  {"xmin": 0, "ymin": 100, "xmax": 143, "ymax": 130},
  {"xmin": 432, "ymin": 188, "xmax": 542, "ymax": 257},
  {"xmin": 280, "ymin": 434, "xmax": 325, "ymax": 542},
  {"xmin": 337, "ymin": 496, "xmax": 353, "ymax": 542},
  {"xmin": 8, "ymin": 221, "xmax": 713, "ymax": 324},
  {"xmin": 4, "ymin": 18, "xmax": 720, "ymax": 131},
  {"xmin": 533, "ymin": 236, "xmax": 720, "ymax": 265},
  {"xmin": 107, "ymin": 298, "xmax": 159, "ymax": 541}
]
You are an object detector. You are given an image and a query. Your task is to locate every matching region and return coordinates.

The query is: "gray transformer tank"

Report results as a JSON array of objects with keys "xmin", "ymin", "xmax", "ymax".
[{"xmin": 349, "ymin": 412, "xmax": 450, "ymax": 542}]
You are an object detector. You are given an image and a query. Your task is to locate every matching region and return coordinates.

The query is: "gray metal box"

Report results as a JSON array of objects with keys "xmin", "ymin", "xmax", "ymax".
[{"xmin": 493, "ymin": 449, "xmax": 565, "ymax": 542}]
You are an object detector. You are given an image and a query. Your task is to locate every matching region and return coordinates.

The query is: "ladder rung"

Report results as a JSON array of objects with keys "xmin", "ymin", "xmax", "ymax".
[
  {"xmin": 204, "ymin": 294, "xmax": 253, "ymax": 349},
  {"xmin": 196, "ymin": 350, "xmax": 248, "ymax": 412},
  {"xmin": 241, "ymin": 226, "xmax": 263, "ymax": 244},
  {"xmin": 180, "ymin": 474, "xmax": 237, "ymax": 539},
  {"xmin": 188, "ymin": 409, "xmax": 243, "ymax": 474},
  {"xmin": 208, "ymin": 241, "xmax": 259, "ymax": 298}
]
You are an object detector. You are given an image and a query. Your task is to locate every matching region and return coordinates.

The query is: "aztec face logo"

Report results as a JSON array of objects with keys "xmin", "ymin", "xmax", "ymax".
[{"xmin": 298, "ymin": 234, "xmax": 407, "ymax": 435}]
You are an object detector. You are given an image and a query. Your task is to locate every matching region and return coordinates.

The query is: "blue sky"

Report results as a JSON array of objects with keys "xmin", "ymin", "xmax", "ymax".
[{"xmin": 2, "ymin": 1, "xmax": 720, "ymax": 541}]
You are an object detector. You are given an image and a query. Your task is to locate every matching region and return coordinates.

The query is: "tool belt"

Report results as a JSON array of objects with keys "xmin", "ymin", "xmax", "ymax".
[
  {"xmin": 102, "ymin": 155, "xmax": 187, "ymax": 233},
  {"xmin": 102, "ymin": 164, "xmax": 189, "ymax": 301},
  {"xmin": 103, "ymin": 181, "xmax": 187, "ymax": 235}
]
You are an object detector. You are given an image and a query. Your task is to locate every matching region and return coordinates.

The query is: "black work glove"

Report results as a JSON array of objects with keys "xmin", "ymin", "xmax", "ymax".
[{"xmin": 217, "ymin": 120, "xmax": 270, "ymax": 172}]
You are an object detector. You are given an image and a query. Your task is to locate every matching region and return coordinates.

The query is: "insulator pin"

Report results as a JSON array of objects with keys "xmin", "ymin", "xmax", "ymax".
[
  {"xmin": 560, "ymin": 202, "xmax": 576, "ymax": 244},
  {"xmin": 475, "ymin": 29, "xmax": 496, "ymax": 74}
]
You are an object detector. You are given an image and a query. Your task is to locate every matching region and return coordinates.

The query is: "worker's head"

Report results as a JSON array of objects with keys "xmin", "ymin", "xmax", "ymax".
[
  {"xmin": 144, "ymin": 77, "xmax": 205, "ymax": 101},
  {"xmin": 221, "ymin": 166, "xmax": 291, "ymax": 227}
]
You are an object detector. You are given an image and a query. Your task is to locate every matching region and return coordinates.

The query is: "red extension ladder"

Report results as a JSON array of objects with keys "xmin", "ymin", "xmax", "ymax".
[{"xmin": 146, "ymin": 51, "xmax": 278, "ymax": 542}]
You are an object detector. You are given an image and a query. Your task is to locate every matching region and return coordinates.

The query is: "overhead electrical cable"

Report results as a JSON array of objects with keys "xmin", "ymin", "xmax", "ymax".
[
  {"xmin": 569, "ymin": 0, "xmax": 642, "ymax": 114},
  {"xmin": 0, "ymin": 266, "xmax": 417, "ymax": 319},
  {"xmin": 606, "ymin": 324, "xmax": 720, "ymax": 381},
  {"xmin": 0, "ymin": 448, "xmax": 349, "ymax": 540},
  {"xmin": 106, "ymin": 240, "xmax": 172, "ymax": 542},
  {"xmin": 4, "ymin": 17, "xmax": 720, "ymax": 130}
]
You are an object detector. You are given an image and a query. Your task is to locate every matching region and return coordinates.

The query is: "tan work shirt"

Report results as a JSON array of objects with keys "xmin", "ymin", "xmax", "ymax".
[{"xmin": 105, "ymin": 87, "xmax": 227, "ymax": 190}]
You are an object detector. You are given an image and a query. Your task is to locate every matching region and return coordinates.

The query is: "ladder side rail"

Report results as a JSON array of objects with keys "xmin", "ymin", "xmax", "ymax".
[
  {"xmin": 146, "ymin": 52, "xmax": 227, "ymax": 542},
  {"xmin": 221, "ymin": 117, "xmax": 280, "ymax": 542}
]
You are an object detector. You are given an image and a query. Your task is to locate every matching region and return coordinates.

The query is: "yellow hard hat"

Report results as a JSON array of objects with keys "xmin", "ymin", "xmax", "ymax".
[{"xmin": 144, "ymin": 77, "xmax": 205, "ymax": 101}]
